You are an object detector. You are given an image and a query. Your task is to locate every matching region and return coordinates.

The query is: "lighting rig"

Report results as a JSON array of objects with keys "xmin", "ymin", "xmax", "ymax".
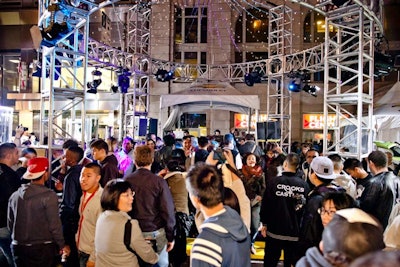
[
  {"xmin": 87, "ymin": 68, "xmax": 102, "ymax": 94},
  {"xmin": 287, "ymin": 70, "xmax": 319, "ymax": 97},
  {"xmin": 155, "ymin": 69, "xmax": 174, "ymax": 82},
  {"xmin": 244, "ymin": 67, "xmax": 265, "ymax": 86}
]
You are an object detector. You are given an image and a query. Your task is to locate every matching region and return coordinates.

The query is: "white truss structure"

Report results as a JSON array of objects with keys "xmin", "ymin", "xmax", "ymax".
[
  {"xmin": 37, "ymin": 0, "xmax": 382, "ymax": 162},
  {"xmin": 266, "ymin": 5, "xmax": 293, "ymax": 152},
  {"xmin": 323, "ymin": 3, "xmax": 376, "ymax": 159}
]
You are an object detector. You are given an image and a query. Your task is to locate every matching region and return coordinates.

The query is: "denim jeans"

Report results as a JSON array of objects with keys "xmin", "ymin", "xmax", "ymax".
[
  {"xmin": 250, "ymin": 205, "xmax": 261, "ymax": 239},
  {"xmin": 0, "ymin": 227, "xmax": 14, "ymax": 267},
  {"xmin": 142, "ymin": 228, "xmax": 169, "ymax": 267}
]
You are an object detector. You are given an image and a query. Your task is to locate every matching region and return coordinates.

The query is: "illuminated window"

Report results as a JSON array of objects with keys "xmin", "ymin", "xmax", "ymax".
[
  {"xmin": 304, "ymin": 11, "xmax": 336, "ymax": 43},
  {"xmin": 175, "ymin": 7, "xmax": 207, "ymax": 44}
]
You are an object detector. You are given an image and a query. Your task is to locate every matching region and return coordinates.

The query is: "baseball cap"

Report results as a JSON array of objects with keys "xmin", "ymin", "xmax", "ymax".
[
  {"xmin": 310, "ymin": 156, "xmax": 336, "ymax": 179},
  {"xmin": 322, "ymin": 208, "xmax": 385, "ymax": 264},
  {"xmin": 22, "ymin": 157, "xmax": 49, "ymax": 180}
]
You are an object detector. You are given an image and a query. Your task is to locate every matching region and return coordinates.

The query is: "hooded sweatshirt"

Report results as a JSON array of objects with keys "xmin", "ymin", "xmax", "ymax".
[
  {"xmin": 7, "ymin": 184, "xmax": 64, "ymax": 249},
  {"xmin": 295, "ymin": 247, "xmax": 333, "ymax": 267},
  {"xmin": 190, "ymin": 206, "xmax": 251, "ymax": 267}
]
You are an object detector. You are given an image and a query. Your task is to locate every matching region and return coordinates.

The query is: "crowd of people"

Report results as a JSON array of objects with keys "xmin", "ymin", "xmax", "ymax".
[{"xmin": 1, "ymin": 127, "xmax": 400, "ymax": 267}]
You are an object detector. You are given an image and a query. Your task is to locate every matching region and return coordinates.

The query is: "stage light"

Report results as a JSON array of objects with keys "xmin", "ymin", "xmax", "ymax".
[
  {"xmin": 374, "ymin": 52, "xmax": 394, "ymax": 77},
  {"xmin": 288, "ymin": 79, "xmax": 301, "ymax": 92},
  {"xmin": 302, "ymin": 84, "xmax": 319, "ymax": 97},
  {"xmin": 244, "ymin": 71, "xmax": 262, "ymax": 86},
  {"xmin": 87, "ymin": 68, "xmax": 102, "ymax": 94},
  {"xmin": 111, "ymin": 85, "xmax": 118, "ymax": 93},
  {"xmin": 155, "ymin": 69, "xmax": 174, "ymax": 82}
]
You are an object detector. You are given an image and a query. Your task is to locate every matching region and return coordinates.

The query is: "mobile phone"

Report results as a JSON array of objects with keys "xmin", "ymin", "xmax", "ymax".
[{"xmin": 213, "ymin": 148, "xmax": 226, "ymax": 162}]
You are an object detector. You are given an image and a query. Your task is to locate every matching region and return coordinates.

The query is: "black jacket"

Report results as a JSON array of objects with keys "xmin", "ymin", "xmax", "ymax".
[
  {"xmin": 260, "ymin": 172, "xmax": 309, "ymax": 240},
  {"xmin": 298, "ymin": 183, "xmax": 343, "ymax": 255},
  {"xmin": 359, "ymin": 171, "xmax": 396, "ymax": 229},
  {"xmin": 0, "ymin": 163, "xmax": 21, "ymax": 228}
]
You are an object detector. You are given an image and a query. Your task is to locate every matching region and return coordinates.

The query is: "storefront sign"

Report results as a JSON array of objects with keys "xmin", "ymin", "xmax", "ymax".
[
  {"xmin": 234, "ymin": 114, "xmax": 268, "ymax": 129},
  {"xmin": 303, "ymin": 114, "xmax": 336, "ymax": 129}
]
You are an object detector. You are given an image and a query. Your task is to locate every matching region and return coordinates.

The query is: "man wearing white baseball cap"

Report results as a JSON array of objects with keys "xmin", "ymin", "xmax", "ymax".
[
  {"xmin": 297, "ymin": 156, "xmax": 345, "ymax": 262},
  {"xmin": 7, "ymin": 157, "xmax": 70, "ymax": 267}
]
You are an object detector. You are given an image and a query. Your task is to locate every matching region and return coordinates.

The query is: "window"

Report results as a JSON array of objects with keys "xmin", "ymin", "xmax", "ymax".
[
  {"xmin": 175, "ymin": 7, "xmax": 207, "ymax": 44},
  {"xmin": 235, "ymin": 7, "xmax": 269, "ymax": 44},
  {"xmin": 304, "ymin": 11, "xmax": 336, "ymax": 43},
  {"xmin": 234, "ymin": 7, "xmax": 270, "ymax": 63}
]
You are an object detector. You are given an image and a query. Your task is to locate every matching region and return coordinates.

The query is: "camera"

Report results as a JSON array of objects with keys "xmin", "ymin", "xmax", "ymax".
[{"xmin": 213, "ymin": 147, "xmax": 226, "ymax": 162}]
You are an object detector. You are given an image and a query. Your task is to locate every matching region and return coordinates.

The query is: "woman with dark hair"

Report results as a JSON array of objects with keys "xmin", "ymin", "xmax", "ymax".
[
  {"xmin": 241, "ymin": 153, "xmax": 266, "ymax": 254},
  {"xmin": 95, "ymin": 179, "xmax": 158, "ymax": 267}
]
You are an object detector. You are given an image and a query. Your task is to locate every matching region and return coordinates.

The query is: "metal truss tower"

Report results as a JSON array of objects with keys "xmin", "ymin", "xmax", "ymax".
[
  {"xmin": 38, "ymin": 0, "xmax": 118, "ymax": 167},
  {"xmin": 266, "ymin": 5, "xmax": 293, "ymax": 152},
  {"xmin": 323, "ymin": 4, "xmax": 376, "ymax": 159},
  {"xmin": 121, "ymin": 3, "xmax": 151, "ymax": 140}
]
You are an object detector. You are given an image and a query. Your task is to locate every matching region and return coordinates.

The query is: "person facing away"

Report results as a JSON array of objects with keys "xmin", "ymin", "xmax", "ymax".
[
  {"xmin": 194, "ymin": 136, "xmax": 209, "ymax": 163},
  {"xmin": 298, "ymin": 156, "xmax": 343, "ymax": 258},
  {"xmin": 238, "ymin": 133, "xmax": 264, "ymax": 158},
  {"xmin": 260, "ymin": 153, "xmax": 309, "ymax": 267},
  {"xmin": 362, "ymin": 150, "xmax": 397, "ymax": 229},
  {"xmin": 186, "ymin": 162, "xmax": 251, "ymax": 267},
  {"xmin": 95, "ymin": 179, "xmax": 158, "ymax": 267},
  {"xmin": 296, "ymin": 208, "xmax": 385, "ymax": 267},
  {"xmin": 124, "ymin": 145, "xmax": 176, "ymax": 267},
  {"xmin": 90, "ymin": 139, "xmax": 120, "ymax": 187},
  {"xmin": 7, "ymin": 157, "xmax": 70, "ymax": 267},
  {"xmin": 328, "ymin": 154, "xmax": 357, "ymax": 199},
  {"xmin": 76, "ymin": 163, "xmax": 103, "ymax": 267},
  {"xmin": 0, "ymin": 143, "xmax": 21, "ymax": 267}
]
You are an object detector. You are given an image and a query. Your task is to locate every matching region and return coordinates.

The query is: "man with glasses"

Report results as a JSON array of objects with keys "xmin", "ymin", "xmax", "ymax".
[{"xmin": 298, "ymin": 156, "xmax": 344, "ymax": 260}]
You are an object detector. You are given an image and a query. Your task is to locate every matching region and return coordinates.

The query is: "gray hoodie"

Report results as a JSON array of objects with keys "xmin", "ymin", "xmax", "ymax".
[{"xmin": 7, "ymin": 184, "xmax": 65, "ymax": 249}]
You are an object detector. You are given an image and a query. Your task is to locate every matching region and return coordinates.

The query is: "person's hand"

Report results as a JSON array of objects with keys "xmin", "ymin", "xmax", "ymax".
[
  {"xmin": 158, "ymin": 168, "xmax": 168, "ymax": 178},
  {"xmin": 15, "ymin": 125, "xmax": 24, "ymax": 138},
  {"xmin": 255, "ymin": 195, "xmax": 262, "ymax": 202},
  {"xmin": 260, "ymin": 225, "xmax": 267, "ymax": 238},
  {"xmin": 86, "ymin": 260, "xmax": 95, "ymax": 267},
  {"xmin": 61, "ymin": 245, "xmax": 70, "ymax": 256},
  {"xmin": 223, "ymin": 149, "xmax": 235, "ymax": 168},
  {"xmin": 166, "ymin": 241, "xmax": 175, "ymax": 252}
]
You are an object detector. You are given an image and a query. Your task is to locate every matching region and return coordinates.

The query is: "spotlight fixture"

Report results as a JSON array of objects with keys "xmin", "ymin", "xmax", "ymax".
[
  {"xmin": 302, "ymin": 84, "xmax": 319, "ymax": 97},
  {"xmin": 87, "ymin": 68, "xmax": 102, "ymax": 94},
  {"xmin": 111, "ymin": 85, "xmax": 119, "ymax": 93},
  {"xmin": 155, "ymin": 69, "xmax": 174, "ymax": 82},
  {"xmin": 374, "ymin": 52, "xmax": 394, "ymax": 77},
  {"xmin": 244, "ymin": 71, "xmax": 262, "ymax": 86},
  {"xmin": 288, "ymin": 79, "xmax": 302, "ymax": 92}
]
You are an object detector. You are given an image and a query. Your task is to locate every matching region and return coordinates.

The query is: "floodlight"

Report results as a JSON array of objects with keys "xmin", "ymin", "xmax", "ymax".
[
  {"xmin": 302, "ymin": 84, "xmax": 319, "ymax": 97},
  {"xmin": 244, "ymin": 71, "xmax": 262, "ymax": 86},
  {"xmin": 155, "ymin": 69, "xmax": 174, "ymax": 82}
]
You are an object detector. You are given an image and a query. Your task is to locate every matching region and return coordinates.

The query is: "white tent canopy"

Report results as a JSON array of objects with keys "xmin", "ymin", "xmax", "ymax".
[
  {"xmin": 374, "ymin": 81, "xmax": 400, "ymax": 116},
  {"xmin": 159, "ymin": 82, "xmax": 260, "ymax": 130},
  {"xmin": 160, "ymin": 81, "xmax": 260, "ymax": 110},
  {"xmin": 374, "ymin": 81, "xmax": 400, "ymax": 141}
]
